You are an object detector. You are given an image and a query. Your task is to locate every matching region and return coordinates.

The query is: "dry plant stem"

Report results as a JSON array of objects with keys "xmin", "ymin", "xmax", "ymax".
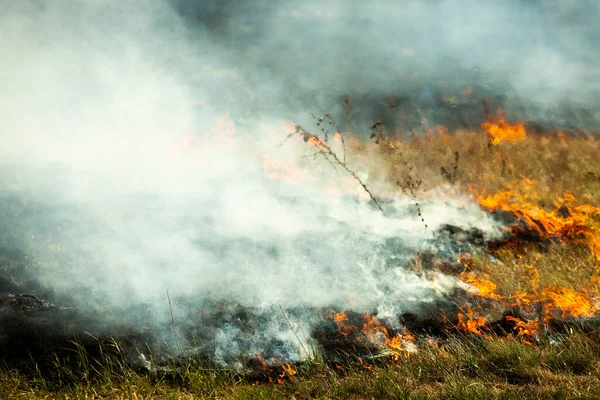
[
  {"xmin": 296, "ymin": 125, "xmax": 385, "ymax": 215},
  {"xmin": 441, "ymin": 152, "xmax": 460, "ymax": 184},
  {"xmin": 395, "ymin": 151, "xmax": 428, "ymax": 229},
  {"xmin": 166, "ymin": 290, "xmax": 182, "ymax": 358},
  {"xmin": 279, "ymin": 304, "xmax": 309, "ymax": 358},
  {"xmin": 338, "ymin": 128, "xmax": 346, "ymax": 165}
]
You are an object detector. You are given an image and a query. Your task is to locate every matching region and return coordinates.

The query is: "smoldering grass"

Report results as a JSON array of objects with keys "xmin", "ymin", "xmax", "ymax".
[
  {"xmin": 278, "ymin": 304, "xmax": 310, "ymax": 360},
  {"xmin": 1, "ymin": 119, "xmax": 599, "ymax": 399},
  {"xmin": 166, "ymin": 289, "xmax": 182, "ymax": 359},
  {"xmin": 3, "ymin": 328, "xmax": 600, "ymax": 399}
]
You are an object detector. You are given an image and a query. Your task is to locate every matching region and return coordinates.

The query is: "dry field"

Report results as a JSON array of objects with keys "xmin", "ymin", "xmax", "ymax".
[{"xmin": 2, "ymin": 115, "xmax": 600, "ymax": 399}]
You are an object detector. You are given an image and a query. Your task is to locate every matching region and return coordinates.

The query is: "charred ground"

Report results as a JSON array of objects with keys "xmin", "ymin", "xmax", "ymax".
[{"xmin": 1, "ymin": 111, "xmax": 600, "ymax": 398}]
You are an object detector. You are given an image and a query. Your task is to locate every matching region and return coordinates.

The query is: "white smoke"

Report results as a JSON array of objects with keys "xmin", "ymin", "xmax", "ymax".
[{"xmin": 2, "ymin": 0, "xmax": 593, "ymax": 363}]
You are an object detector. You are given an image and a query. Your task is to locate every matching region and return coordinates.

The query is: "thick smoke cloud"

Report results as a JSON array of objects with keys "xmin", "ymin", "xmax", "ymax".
[
  {"xmin": 0, "ymin": 0, "xmax": 596, "ymax": 364},
  {"xmin": 171, "ymin": 0, "xmax": 600, "ymax": 127}
]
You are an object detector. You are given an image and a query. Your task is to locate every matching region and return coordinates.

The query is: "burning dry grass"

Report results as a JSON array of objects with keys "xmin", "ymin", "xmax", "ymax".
[
  {"xmin": 263, "ymin": 122, "xmax": 600, "ymax": 382},
  {"xmin": 370, "ymin": 129, "xmax": 600, "ymax": 343},
  {"xmin": 3, "ymin": 124, "xmax": 600, "ymax": 398}
]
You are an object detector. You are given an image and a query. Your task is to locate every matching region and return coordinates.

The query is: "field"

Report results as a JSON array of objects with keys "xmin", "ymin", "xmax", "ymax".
[
  {"xmin": 3, "ymin": 1, "xmax": 600, "ymax": 398},
  {"xmin": 2, "ymin": 122, "xmax": 600, "ymax": 399}
]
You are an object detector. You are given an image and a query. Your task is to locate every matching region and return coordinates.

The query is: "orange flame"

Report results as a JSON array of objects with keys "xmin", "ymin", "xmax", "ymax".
[
  {"xmin": 481, "ymin": 109, "xmax": 526, "ymax": 145},
  {"xmin": 476, "ymin": 179, "xmax": 600, "ymax": 259},
  {"xmin": 331, "ymin": 311, "xmax": 416, "ymax": 359},
  {"xmin": 357, "ymin": 356, "xmax": 373, "ymax": 370},
  {"xmin": 456, "ymin": 307, "xmax": 488, "ymax": 335},
  {"xmin": 460, "ymin": 272, "xmax": 502, "ymax": 300},
  {"xmin": 332, "ymin": 311, "xmax": 358, "ymax": 337},
  {"xmin": 362, "ymin": 313, "xmax": 417, "ymax": 358},
  {"xmin": 505, "ymin": 316, "xmax": 540, "ymax": 344},
  {"xmin": 542, "ymin": 286, "xmax": 598, "ymax": 318},
  {"xmin": 278, "ymin": 363, "xmax": 297, "ymax": 383}
]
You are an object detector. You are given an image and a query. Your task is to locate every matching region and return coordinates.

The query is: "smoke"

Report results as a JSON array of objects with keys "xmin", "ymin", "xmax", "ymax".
[
  {"xmin": 0, "ymin": 0, "xmax": 595, "ymax": 365},
  {"xmin": 170, "ymin": 0, "xmax": 600, "ymax": 127}
]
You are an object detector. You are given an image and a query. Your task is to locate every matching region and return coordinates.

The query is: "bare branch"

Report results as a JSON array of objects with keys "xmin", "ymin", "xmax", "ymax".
[{"xmin": 295, "ymin": 125, "xmax": 385, "ymax": 215}]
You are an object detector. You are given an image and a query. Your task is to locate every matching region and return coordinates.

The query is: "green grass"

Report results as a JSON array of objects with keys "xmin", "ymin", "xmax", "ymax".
[{"xmin": 2, "ymin": 330, "xmax": 600, "ymax": 399}]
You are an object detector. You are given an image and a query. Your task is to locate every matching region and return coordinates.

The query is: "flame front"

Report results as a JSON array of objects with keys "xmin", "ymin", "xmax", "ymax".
[
  {"xmin": 456, "ymin": 307, "xmax": 489, "ymax": 335},
  {"xmin": 481, "ymin": 109, "xmax": 526, "ymax": 145},
  {"xmin": 476, "ymin": 178, "xmax": 600, "ymax": 260},
  {"xmin": 331, "ymin": 311, "xmax": 416, "ymax": 360}
]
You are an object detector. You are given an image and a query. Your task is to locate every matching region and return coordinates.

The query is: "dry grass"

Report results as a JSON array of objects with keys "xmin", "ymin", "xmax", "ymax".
[
  {"xmin": 351, "ymin": 131, "xmax": 600, "ymax": 204},
  {"xmin": 347, "ymin": 130, "xmax": 600, "ymax": 295},
  {"xmin": 2, "ymin": 130, "xmax": 600, "ymax": 399}
]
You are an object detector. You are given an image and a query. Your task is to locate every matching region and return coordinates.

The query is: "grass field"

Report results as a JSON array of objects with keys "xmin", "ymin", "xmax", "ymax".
[
  {"xmin": 2, "ymin": 332, "xmax": 600, "ymax": 399},
  {"xmin": 2, "ymin": 126, "xmax": 600, "ymax": 399}
]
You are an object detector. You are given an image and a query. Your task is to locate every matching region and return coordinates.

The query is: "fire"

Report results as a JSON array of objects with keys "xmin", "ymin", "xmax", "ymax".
[
  {"xmin": 266, "ymin": 113, "xmax": 599, "ymax": 355},
  {"xmin": 481, "ymin": 108, "xmax": 526, "ymax": 145},
  {"xmin": 307, "ymin": 135, "xmax": 328, "ymax": 148},
  {"xmin": 282, "ymin": 363, "xmax": 297, "ymax": 376},
  {"xmin": 456, "ymin": 307, "xmax": 488, "ymax": 335},
  {"xmin": 255, "ymin": 353, "xmax": 297, "ymax": 384},
  {"xmin": 278, "ymin": 363, "xmax": 297, "ymax": 383},
  {"xmin": 362, "ymin": 312, "xmax": 390, "ymax": 344},
  {"xmin": 362, "ymin": 313, "xmax": 417, "ymax": 358},
  {"xmin": 331, "ymin": 311, "xmax": 416, "ymax": 359},
  {"xmin": 358, "ymin": 357, "xmax": 373, "ymax": 370},
  {"xmin": 542, "ymin": 286, "xmax": 598, "ymax": 318},
  {"xmin": 476, "ymin": 179, "xmax": 600, "ymax": 260},
  {"xmin": 505, "ymin": 316, "xmax": 540, "ymax": 344},
  {"xmin": 460, "ymin": 272, "xmax": 502, "ymax": 300},
  {"xmin": 461, "ymin": 263, "xmax": 600, "ymax": 326},
  {"xmin": 332, "ymin": 311, "xmax": 358, "ymax": 337}
]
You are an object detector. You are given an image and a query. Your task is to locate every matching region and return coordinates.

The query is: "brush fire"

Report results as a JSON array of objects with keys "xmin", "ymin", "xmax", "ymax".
[
  {"xmin": 2, "ymin": 108, "xmax": 599, "ymax": 379},
  {"xmin": 1, "ymin": 1, "xmax": 600, "ymax": 395}
]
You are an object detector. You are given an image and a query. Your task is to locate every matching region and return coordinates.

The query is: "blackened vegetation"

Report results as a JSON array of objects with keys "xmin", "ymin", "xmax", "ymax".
[
  {"xmin": 485, "ymin": 209, "xmax": 573, "ymax": 254},
  {"xmin": 0, "ymin": 204, "xmax": 585, "ymax": 378},
  {"xmin": 432, "ymin": 206, "xmax": 582, "ymax": 259},
  {"xmin": 0, "ymin": 162, "xmax": 595, "ymax": 381},
  {"xmin": 0, "ymin": 286, "xmax": 157, "ymax": 378}
]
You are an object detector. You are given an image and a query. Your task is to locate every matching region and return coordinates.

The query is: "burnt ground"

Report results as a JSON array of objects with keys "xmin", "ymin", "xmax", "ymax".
[{"xmin": 0, "ymin": 182, "xmax": 594, "ymax": 378}]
